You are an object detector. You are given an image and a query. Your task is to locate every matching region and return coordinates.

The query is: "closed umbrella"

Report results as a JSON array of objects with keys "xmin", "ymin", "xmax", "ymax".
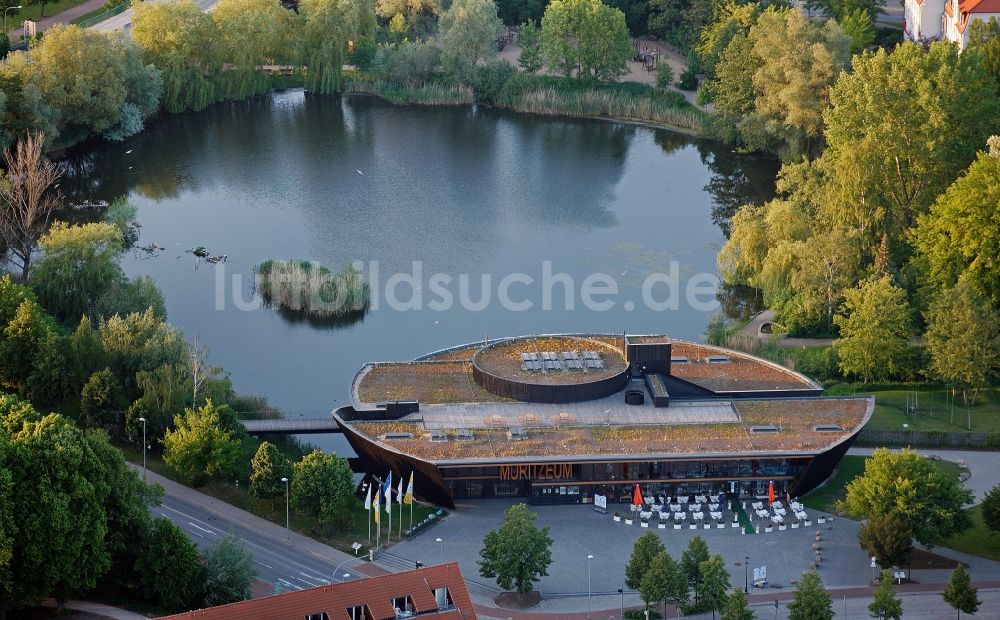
[
  {"xmin": 767, "ymin": 481, "xmax": 775, "ymax": 507},
  {"xmin": 632, "ymin": 484, "xmax": 642, "ymax": 510}
]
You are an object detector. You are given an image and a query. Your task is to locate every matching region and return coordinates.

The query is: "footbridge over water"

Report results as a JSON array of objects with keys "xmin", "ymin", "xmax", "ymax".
[{"xmin": 240, "ymin": 418, "xmax": 343, "ymax": 435}]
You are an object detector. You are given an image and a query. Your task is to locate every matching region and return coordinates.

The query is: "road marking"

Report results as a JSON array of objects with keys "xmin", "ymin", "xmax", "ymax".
[
  {"xmin": 278, "ymin": 578, "xmax": 303, "ymax": 591},
  {"xmin": 188, "ymin": 522, "xmax": 217, "ymax": 536},
  {"xmin": 161, "ymin": 505, "xmax": 226, "ymax": 535},
  {"xmin": 257, "ymin": 561, "xmax": 274, "ymax": 569},
  {"xmin": 297, "ymin": 573, "xmax": 326, "ymax": 587}
]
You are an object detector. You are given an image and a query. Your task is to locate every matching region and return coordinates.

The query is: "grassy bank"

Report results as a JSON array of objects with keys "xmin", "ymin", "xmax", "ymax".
[
  {"xmin": 944, "ymin": 505, "xmax": 1000, "ymax": 561},
  {"xmin": 346, "ymin": 78, "xmax": 474, "ymax": 105},
  {"xmin": 117, "ymin": 439, "xmax": 441, "ymax": 554},
  {"xmin": 347, "ymin": 71, "xmax": 704, "ymax": 133},
  {"xmin": 801, "ymin": 455, "xmax": 966, "ymax": 515}
]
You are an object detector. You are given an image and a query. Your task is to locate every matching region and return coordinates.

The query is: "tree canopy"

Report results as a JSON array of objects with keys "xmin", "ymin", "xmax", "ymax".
[
  {"xmin": 833, "ymin": 275, "xmax": 913, "ymax": 382},
  {"xmin": 858, "ymin": 512, "xmax": 914, "ymax": 570},
  {"xmin": 289, "ymin": 450, "xmax": 355, "ymax": 522},
  {"xmin": 942, "ymin": 565, "xmax": 979, "ymax": 619},
  {"xmin": 541, "ymin": 0, "xmax": 633, "ymax": 81},
  {"xmin": 869, "ymin": 570, "xmax": 903, "ymax": 620},
  {"xmin": 478, "ymin": 503, "xmax": 553, "ymax": 593},
  {"xmin": 163, "ymin": 400, "xmax": 242, "ymax": 486},
  {"xmin": 787, "ymin": 570, "xmax": 833, "ymax": 620},
  {"xmin": 440, "ymin": 0, "xmax": 503, "ymax": 81},
  {"xmin": 839, "ymin": 448, "xmax": 973, "ymax": 548},
  {"xmin": 626, "ymin": 531, "xmax": 666, "ymax": 590}
]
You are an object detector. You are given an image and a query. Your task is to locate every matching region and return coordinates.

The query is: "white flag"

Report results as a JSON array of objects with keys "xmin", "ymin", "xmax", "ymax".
[
  {"xmin": 384, "ymin": 472, "xmax": 392, "ymax": 514},
  {"xmin": 398, "ymin": 477, "xmax": 404, "ymax": 505},
  {"xmin": 364, "ymin": 483, "xmax": 371, "ymax": 510}
]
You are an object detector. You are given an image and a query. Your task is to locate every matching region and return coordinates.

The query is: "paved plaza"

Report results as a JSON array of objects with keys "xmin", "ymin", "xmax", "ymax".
[{"xmin": 389, "ymin": 497, "xmax": 1000, "ymax": 614}]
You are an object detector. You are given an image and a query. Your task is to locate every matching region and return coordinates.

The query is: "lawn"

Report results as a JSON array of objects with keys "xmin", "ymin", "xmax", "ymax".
[
  {"xmin": 115, "ymin": 439, "xmax": 443, "ymax": 555},
  {"xmin": 943, "ymin": 505, "xmax": 1000, "ymax": 562},
  {"xmin": 801, "ymin": 455, "xmax": 966, "ymax": 514},
  {"xmin": 8, "ymin": 0, "xmax": 91, "ymax": 24},
  {"xmin": 824, "ymin": 384, "xmax": 1000, "ymax": 433}
]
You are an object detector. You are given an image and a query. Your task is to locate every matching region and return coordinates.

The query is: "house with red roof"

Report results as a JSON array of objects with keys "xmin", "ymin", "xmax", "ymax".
[
  {"xmin": 905, "ymin": 0, "xmax": 1000, "ymax": 48},
  {"xmin": 156, "ymin": 563, "xmax": 477, "ymax": 620}
]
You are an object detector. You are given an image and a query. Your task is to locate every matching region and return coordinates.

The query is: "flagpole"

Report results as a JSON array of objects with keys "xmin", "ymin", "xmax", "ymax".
[{"xmin": 365, "ymin": 483, "xmax": 371, "ymax": 544}]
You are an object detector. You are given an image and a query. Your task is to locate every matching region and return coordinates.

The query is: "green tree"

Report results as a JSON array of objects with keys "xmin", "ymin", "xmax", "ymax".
[
  {"xmin": 478, "ymin": 503, "xmax": 553, "ymax": 593},
  {"xmin": 858, "ymin": 513, "xmax": 914, "ymax": 570},
  {"xmin": 983, "ymin": 484, "xmax": 1000, "ymax": 533},
  {"xmin": 699, "ymin": 554, "xmax": 730, "ymax": 619},
  {"xmin": 626, "ymin": 531, "xmax": 666, "ymax": 590},
  {"xmin": 721, "ymin": 588, "xmax": 755, "ymax": 620},
  {"xmin": 0, "ymin": 298, "xmax": 52, "ymax": 392},
  {"xmin": 163, "ymin": 400, "xmax": 242, "ymax": 486},
  {"xmin": 915, "ymin": 143, "xmax": 1000, "ymax": 308},
  {"xmin": 299, "ymin": 0, "xmax": 374, "ymax": 95},
  {"xmin": 132, "ymin": 0, "xmax": 220, "ymax": 113},
  {"xmin": 869, "ymin": 570, "xmax": 902, "ymax": 620},
  {"xmin": 787, "ymin": 570, "xmax": 833, "ymax": 620},
  {"xmin": 0, "ymin": 410, "xmax": 112, "ymax": 612},
  {"xmin": 95, "ymin": 276, "xmax": 167, "ymax": 322},
  {"xmin": 541, "ymin": 0, "xmax": 632, "ymax": 81},
  {"xmin": 924, "ymin": 282, "xmax": 1000, "ymax": 405},
  {"xmin": 942, "ymin": 564, "xmax": 979, "ymax": 619},
  {"xmin": 203, "ymin": 533, "xmax": 255, "ymax": 606},
  {"xmin": 440, "ymin": 0, "xmax": 503, "ymax": 81},
  {"xmin": 839, "ymin": 7, "xmax": 875, "ymax": 54},
  {"xmin": 29, "ymin": 221, "xmax": 124, "ymax": 323},
  {"xmin": 290, "ymin": 449, "xmax": 354, "ymax": 522},
  {"xmin": 518, "ymin": 20, "xmax": 543, "ymax": 73},
  {"xmin": 136, "ymin": 518, "xmax": 206, "ymax": 612},
  {"xmin": 656, "ymin": 62, "xmax": 674, "ymax": 89},
  {"xmin": 824, "ymin": 42, "xmax": 999, "ymax": 252},
  {"xmin": 834, "ymin": 275, "xmax": 913, "ymax": 382},
  {"xmin": 839, "ymin": 448, "xmax": 973, "ymax": 547},
  {"xmin": 80, "ymin": 369, "xmax": 121, "ymax": 427},
  {"xmin": 250, "ymin": 441, "xmax": 292, "ymax": 504},
  {"xmin": 680, "ymin": 535, "xmax": 709, "ymax": 603},
  {"xmin": 100, "ymin": 308, "xmax": 187, "ymax": 398},
  {"xmin": 127, "ymin": 363, "xmax": 194, "ymax": 443},
  {"xmin": 640, "ymin": 550, "xmax": 685, "ymax": 617},
  {"xmin": 210, "ymin": 0, "xmax": 294, "ymax": 100},
  {"xmin": 25, "ymin": 330, "xmax": 73, "ymax": 407},
  {"xmin": 968, "ymin": 18, "xmax": 1000, "ymax": 94}
]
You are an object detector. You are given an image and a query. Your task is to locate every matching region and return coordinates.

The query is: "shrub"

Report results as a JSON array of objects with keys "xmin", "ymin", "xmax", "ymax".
[
  {"xmin": 473, "ymin": 60, "xmax": 515, "ymax": 104},
  {"xmin": 677, "ymin": 65, "xmax": 698, "ymax": 91},
  {"xmin": 372, "ymin": 41, "xmax": 442, "ymax": 86},
  {"xmin": 656, "ymin": 63, "xmax": 673, "ymax": 89},
  {"xmin": 255, "ymin": 260, "xmax": 370, "ymax": 319}
]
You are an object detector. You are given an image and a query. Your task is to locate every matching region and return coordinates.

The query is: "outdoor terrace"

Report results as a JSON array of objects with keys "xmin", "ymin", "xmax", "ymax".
[
  {"xmin": 668, "ymin": 341, "xmax": 820, "ymax": 393},
  {"xmin": 343, "ymin": 396, "xmax": 873, "ymax": 463}
]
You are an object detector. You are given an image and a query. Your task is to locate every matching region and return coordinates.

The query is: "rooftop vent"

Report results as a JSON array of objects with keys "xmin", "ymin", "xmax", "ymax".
[
  {"xmin": 379, "ymin": 432, "xmax": 415, "ymax": 440},
  {"xmin": 705, "ymin": 355, "xmax": 731, "ymax": 364},
  {"xmin": 814, "ymin": 424, "xmax": 844, "ymax": 432},
  {"xmin": 749, "ymin": 425, "xmax": 779, "ymax": 434},
  {"xmin": 454, "ymin": 429, "xmax": 475, "ymax": 441},
  {"xmin": 670, "ymin": 356, "xmax": 691, "ymax": 364},
  {"xmin": 429, "ymin": 430, "xmax": 447, "ymax": 442},
  {"xmin": 507, "ymin": 427, "xmax": 528, "ymax": 441}
]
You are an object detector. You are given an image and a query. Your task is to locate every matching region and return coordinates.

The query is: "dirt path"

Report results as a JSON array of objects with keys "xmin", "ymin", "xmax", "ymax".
[{"xmin": 740, "ymin": 309, "xmax": 837, "ymax": 348}]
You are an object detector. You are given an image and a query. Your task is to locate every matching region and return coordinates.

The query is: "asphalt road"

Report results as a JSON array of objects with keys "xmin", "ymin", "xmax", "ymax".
[
  {"xmin": 90, "ymin": 0, "xmax": 218, "ymax": 34},
  {"xmin": 151, "ymin": 491, "xmax": 365, "ymax": 593}
]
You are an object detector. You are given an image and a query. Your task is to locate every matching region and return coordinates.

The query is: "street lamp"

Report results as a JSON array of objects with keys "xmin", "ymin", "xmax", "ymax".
[
  {"xmin": 618, "ymin": 588, "xmax": 624, "ymax": 619},
  {"xmin": 138, "ymin": 417, "xmax": 147, "ymax": 481},
  {"xmin": 436, "ymin": 537, "xmax": 443, "ymax": 564},
  {"xmin": 3, "ymin": 6, "xmax": 22, "ymax": 33},
  {"xmin": 744, "ymin": 555, "xmax": 750, "ymax": 593},
  {"xmin": 587, "ymin": 554, "xmax": 594, "ymax": 620},
  {"xmin": 281, "ymin": 477, "xmax": 290, "ymax": 535}
]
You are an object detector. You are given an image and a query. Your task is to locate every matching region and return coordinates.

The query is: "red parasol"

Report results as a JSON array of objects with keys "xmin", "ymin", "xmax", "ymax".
[
  {"xmin": 767, "ymin": 481, "xmax": 775, "ymax": 506},
  {"xmin": 632, "ymin": 484, "xmax": 642, "ymax": 509}
]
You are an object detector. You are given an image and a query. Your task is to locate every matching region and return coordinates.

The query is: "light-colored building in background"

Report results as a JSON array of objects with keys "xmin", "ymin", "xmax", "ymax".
[{"xmin": 905, "ymin": 0, "xmax": 1000, "ymax": 48}]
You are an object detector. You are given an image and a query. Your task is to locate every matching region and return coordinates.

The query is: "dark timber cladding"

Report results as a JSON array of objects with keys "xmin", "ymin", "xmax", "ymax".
[{"xmin": 626, "ymin": 334, "xmax": 672, "ymax": 376}]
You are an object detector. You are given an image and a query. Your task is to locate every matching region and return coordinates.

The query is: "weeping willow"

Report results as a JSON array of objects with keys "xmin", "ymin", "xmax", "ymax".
[{"xmin": 299, "ymin": 0, "xmax": 375, "ymax": 94}]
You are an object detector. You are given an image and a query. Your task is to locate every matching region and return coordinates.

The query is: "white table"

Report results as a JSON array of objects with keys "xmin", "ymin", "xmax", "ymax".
[
  {"xmin": 679, "ymin": 497, "xmax": 690, "ymax": 504},
  {"xmin": 796, "ymin": 510, "xmax": 808, "ymax": 520},
  {"xmin": 640, "ymin": 511, "xmax": 652, "ymax": 520},
  {"xmin": 693, "ymin": 512, "xmax": 705, "ymax": 521},
  {"xmin": 772, "ymin": 514, "xmax": 784, "ymax": 524},
  {"xmin": 670, "ymin": 504, "xmax": 681, "ymax": 512},
  {"xmin": 752, "ymin": 502, "xmax": 764, "ymax": 510},
  {"xmin": 709, "ymin": 503, "xmax": 720, "ymax": 512},
  {"xmin": 756, "ymin": 509, "xmax": 769, "ymax": 519}
]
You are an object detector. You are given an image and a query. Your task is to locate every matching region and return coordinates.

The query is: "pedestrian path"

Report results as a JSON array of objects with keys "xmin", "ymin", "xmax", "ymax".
[{"xmin": 8, "ymin": 0, "xmax": 104, "ymax": 40}]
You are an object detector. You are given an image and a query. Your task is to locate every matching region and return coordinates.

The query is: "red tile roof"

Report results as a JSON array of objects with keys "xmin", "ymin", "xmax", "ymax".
[
  {"xmin": 959, "ymin": 0, "xmax": 1000, "ymax": 12},
  {"xmin": 157, "ymin": 563, "xmax": 477, "ymax": 620}
]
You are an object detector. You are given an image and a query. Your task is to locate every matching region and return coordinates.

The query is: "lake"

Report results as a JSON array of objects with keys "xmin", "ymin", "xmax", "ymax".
[{"xmin": 63, "ymin": 90, "xmax": 777, "ymax": 452}]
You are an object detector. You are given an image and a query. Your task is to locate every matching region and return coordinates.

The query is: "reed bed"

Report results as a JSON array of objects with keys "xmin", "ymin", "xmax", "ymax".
[
  {"xmin": 500, "ymin": 86, "xmax": 704, "ymax": 132},
  {"xmin": 255, "ymin": 260, "xmax": 370, "ymax": 319},
  {"xmin": 345, "ymin": 79, "xmax": 474, "ymax": 106}
]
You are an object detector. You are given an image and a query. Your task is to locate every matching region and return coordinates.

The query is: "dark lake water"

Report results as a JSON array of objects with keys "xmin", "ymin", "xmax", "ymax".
[{"xmin": 64, "ymin": 90, "xmax": 778, "ymax": 452}]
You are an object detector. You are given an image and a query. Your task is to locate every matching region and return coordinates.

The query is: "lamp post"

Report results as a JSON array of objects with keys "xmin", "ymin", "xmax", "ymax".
[
  {"xmin": 138, "ymin": 417, "xmax": 147, "ymax": 481},
  {"xmin": 744, "ymin": 555, "xmax": 750, "ymax": 593},
  {"xmin": 587, "ymin": 554, "xmax": 594, "ymax": 620},
  {"xmin": 3, "ymin": 6, "xmax": 22, "ymax": 33},
  {"xmin": 436, "ymin": 537, "xmax": 443, "ymax": 564},
  {"xmin": 618, "ymin": 588, "xmax": 624, "ymax": 619},
  {"xmin": 281, "ymin": 477, "xmax": 289, "ymax": 535}
]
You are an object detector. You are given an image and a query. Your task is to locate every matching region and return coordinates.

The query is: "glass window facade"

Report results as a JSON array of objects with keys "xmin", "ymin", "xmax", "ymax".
[{"xmin": 440, "ymin": 457, "xmax": 812, "ymax": 505}]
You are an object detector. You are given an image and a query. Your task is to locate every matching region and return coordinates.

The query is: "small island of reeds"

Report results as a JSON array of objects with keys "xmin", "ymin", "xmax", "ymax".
[{"xmin": 254, "ymin": 260, "xmax": 370, "ymax": 323}]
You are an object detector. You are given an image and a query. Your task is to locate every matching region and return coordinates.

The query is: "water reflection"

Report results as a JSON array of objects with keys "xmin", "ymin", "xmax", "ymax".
[{"xmin": 55, "ymin": 92, "xmax": 778, "ymax": 441}]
